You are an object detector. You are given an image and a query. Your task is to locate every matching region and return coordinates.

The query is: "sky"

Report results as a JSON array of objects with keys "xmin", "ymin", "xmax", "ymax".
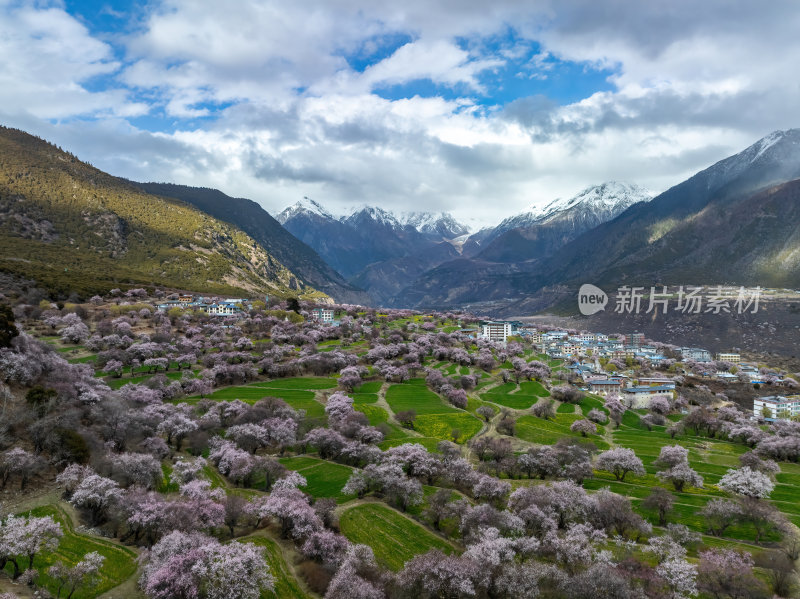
[{"xmin": 2, "ymin": 0, "xmax": 800, "ymax": 225}]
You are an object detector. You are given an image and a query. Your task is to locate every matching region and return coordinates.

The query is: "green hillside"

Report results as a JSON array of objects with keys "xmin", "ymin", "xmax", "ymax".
[{"xmin": 0, "ymin": 126, "xmax": 323, "ymax": 299}]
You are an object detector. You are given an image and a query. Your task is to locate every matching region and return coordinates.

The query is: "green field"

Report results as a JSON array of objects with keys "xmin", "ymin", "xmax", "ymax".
[
  {"xmin": 339, "ymin": 503, "xmax": 455, "ymax": 570},
  {"xmin": 240, "ymin": 536, "xmax": 309, "ymax": 599},
  {"xmin": 279, "ymin": 456, "xmax": 356, "ymax": 503},
  {"xmin": 4, "ymin": 505, "xmax": 137, "ymax": 599},
  {"xmin": 414, "ymin": 413, "xmax": 482, "ymax": 443},
  {"xmin": 516, "ymin": 413, "xmax": 609, "ymax": 449},
  {"xmin": 385, "ymin": 383, "xmax": 458, "ymax": 415},
  {"xmin": 479, "ymin": 380, "xmax": 550, "ymax": 410},
  {"xmin": 384, "ymin": 382, "xmax": 481, "ymax": 443},
  {"xmin": 354, "ymin": 381, "xmax": 384, "ymax": 393},
  {"xmin": 251, "ymin": 377, "xmax": 338, "ymax": 390}
]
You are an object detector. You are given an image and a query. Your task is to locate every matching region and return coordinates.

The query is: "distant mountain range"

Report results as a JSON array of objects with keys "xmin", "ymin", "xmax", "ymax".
[
  {"xmin": 397, "ymin": 129, "xmax": 800, "ymax": 314},
  {"xmin": 0, "ymin": 126, "xmax": 326, "ymax": 300},
  {"xmin": 4, "ymin": 123, "xmax": 799, "ymax": 314},
  {"xmin": 277, "ymin": 200, "xmax": 468, "ymax": 304},
  {"xmin": 277, "ymin": 182, "xmax": 652, "ymax": 305}
]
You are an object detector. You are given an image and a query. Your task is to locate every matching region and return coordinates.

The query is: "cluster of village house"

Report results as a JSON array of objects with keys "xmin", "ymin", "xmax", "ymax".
[
  {"xmin": 157, "ymin": 295, "xmax": 252, "ymax": 316},
  {"xmin": 477, "ymin": 320, "xmax": 796, "ymax": 419},
  {"xmin": 156, "ymin": 297, "xmax": 338, "ymax": 323}
]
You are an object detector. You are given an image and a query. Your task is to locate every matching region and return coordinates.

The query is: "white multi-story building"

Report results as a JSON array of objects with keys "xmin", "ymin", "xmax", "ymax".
[
  {"xmin": 481, "ymin": 321, "xmax": 512, "ymax": 343},
  {"xmin": 753, "ymin": 395, "xmax": 800, "ymax": 420},
  {"xmin": 680, "ymin": 347, "xmax": 712, "ymax": 362},
  {"xmin": 311, "ymin": 307, "xmax": 335, "ymax": 323},
  {"xmin": 622, "ymin": 385, "xmax": 675, "ymax": 408},
  {"xmin": 207, "ymin": 302, "xmax": 241, "ymax": 317}
]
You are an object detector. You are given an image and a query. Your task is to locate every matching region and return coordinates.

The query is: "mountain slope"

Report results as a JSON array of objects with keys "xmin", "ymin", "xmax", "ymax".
[
  {"xmin": 0, "ymin": 126, "xmax": 320, "ymax": 299},
  {"xmin": 397, "ymin": 129, "xmax": 800, "ymax": 312},
  {"xmin": 136, "ymin": 184, "xmax": 369, "ymax": 304},
  {"xmin": 531, "ymin": 129, "xmax": 800, "ymax": 291}
]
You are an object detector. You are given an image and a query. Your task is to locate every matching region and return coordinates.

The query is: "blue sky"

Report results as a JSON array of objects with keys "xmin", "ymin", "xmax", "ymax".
[{"xmin": 1, "ymin": 0, "xmax": 799, "ymax": 222}]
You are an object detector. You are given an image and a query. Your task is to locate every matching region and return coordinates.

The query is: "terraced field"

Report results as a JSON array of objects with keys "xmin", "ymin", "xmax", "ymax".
[
  {"xmin": 339, "ymin": 503, "xmax": 455, "ymax": 570},
  {"xmin": 516, "ymin": 413, "xmax": 610, "ymax": 449},
  {"xmin": 279, "ymin": 456, "xmax": 356, "ymax": 503},
  {"xmin": 479, "ymin": 380, "xmax": 550, "ymax": 409},
  {"xmin": 240, "ymin": 536, "xmax": 309, "ymax": 599},
  {"xmin": 385, "ymin": 381, "xmax": 482, "ymax": 443},
  {"xmin": 4, "ymin": 505, "xmax": 137, "ymax": 599}
]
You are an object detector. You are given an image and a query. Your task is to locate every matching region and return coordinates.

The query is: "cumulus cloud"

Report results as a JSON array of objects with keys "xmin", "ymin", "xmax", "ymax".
[{"xmin": 3, "ymin": 0, "xmax": 800, "ymax": 223}]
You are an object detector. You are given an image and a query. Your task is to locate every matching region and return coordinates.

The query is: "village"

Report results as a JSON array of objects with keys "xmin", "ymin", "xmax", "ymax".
[
  {"xmin": 155, "ymin": 297, "xmax": 798, "ymax": 423},
  {"xmin": 477, "ymin": 319, "xmax": 798, "ymax": 422}
]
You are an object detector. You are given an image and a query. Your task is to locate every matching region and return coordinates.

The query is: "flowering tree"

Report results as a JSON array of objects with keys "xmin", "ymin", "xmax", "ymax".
[
  {"xmin": 595, "ymin": 448, "xmax": 646, "ymax": 481},
  {"xmin": 0, "ymin": 448, "xmax": 44, "ymax": 491},
  {"xmin": 642, "ymin": 487, "xmax": 675, "ymax": 526},
  {"xmin": 141, "ymin": 531, "xmax": 273, "ymax": 599},
  {"xmin": 472, "ymin": 474, "xmax": 511, "ymax": 505},
  {"xmin": 301, "ymin": 529, "xmax": 348, "ymax": 567},
  {"xmin": 250, "ymin": 475, "xmax": 322, "ymax": 539},
  {"xmin": 656, "ymin": 557, "xmax": 697, "ymax": 599},
  {"xmin": 325, "ymin": 544, "xmax": 384, "ymax": 599},
  {"xmin": 397, "ymin": 549, "xmax": 486, "ymax": 598},
  {"xmin": 68, "ymin": 474, "xmax": 123, "ymax": 526},
  {"xmin": 648, "ymin": 395, "xmax": 672, "ymax": 415},
  {"xmin": 696, "ymin": 549, "xmax": 767, "ymax": 599},
  {"xmin": 657, "ymin": 462, "xmax": 704, "ymax": 492},
  {"xmin": 157, "ymin": 412, "xmax": 198, "ymax": 451},
  {"xmin": 48, "ymin": 551, "xmax": 105, "ymax": 599},
  {"xmin": 570, "ymin": 419, "xmax": 597, "ymax": 437},
  {"xmin": 110, "ymin": 452, "xmax": 163, "ymax": 489},
  {"xmin": 0, "ymin": 513, "xmax": 63, "ymax": 578},
  {"xmin": 700, "ymin": 499, "xmax": 742, "ymax": 537},
  {"xmin": 718, "ymin": 467, "xmax": 774, "ymax": 498},
  {"xmin": 654, "ymin": 445, "xmax": 689, "ymax": 469}
]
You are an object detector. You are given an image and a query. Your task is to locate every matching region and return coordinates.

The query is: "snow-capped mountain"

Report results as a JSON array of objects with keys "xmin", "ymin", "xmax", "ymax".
[
  {"xmin": 277, "ymin": 198, "xmax": 473, "ymax": 302},
  {"xmin": 397, "ymin": 128, "xmax": 800, "ymax": 312},
  {"xmin": 489, "ymin": 181, "xmax": 652, "ymax": 243},
  {"xmin": 342, "ymin": 205, "xmax": 403, "ymax": 229},
  {"xmin": 276, "ymin": 197, "xmax": 335, "ymax": 224},
  {"xmin": 398, "ymin": 211, "xmax": 471, "ymax": 240}
]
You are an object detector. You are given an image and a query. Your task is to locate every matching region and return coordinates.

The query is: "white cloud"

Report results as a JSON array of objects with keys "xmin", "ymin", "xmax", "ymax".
[
  {"xmin": 0, "ymin": 2, "xmax": 145, "ymax": 119},
  {"xmin": 3, "ymin": 0, "xmax": 800, "ymax": 225}
]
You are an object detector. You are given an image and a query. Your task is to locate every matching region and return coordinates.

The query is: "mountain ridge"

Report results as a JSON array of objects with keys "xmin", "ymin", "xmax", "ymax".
[
  {"xmin": 396, "ymin": 129, "xmax": 800, "ymax": 313},
  {"xmin": 135, "ymin": 184, "xmax": 369, "ymax": 304},
  {"xmin": 0, "ymin": 126, "xmax": 323, "ymax": 300}
]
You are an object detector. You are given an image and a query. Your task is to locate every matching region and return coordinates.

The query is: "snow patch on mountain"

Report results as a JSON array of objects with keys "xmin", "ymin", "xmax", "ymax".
[
  {"xmin": 494, "ymin": 181, "xmax": 652, "ymax": 236},
  {"xmin": 399, "ymin": 211, "xmax": 471, "ymax": 238},
  {"xmin": 277, "ymin": 197, "xmax": 335, "ymax": 224}
]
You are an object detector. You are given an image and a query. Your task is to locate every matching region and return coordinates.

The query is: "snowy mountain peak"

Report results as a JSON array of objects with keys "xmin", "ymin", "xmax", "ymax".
[
  {"xmin": 399, "ymin": 211, "xmax": 471, "ymax": 238},
  {"xmin": 490, "ymin": 181, "xmax": 652, "ymax": 239},
  {"xmin": 343, "ymin": 205, "xmax": 402, "ymax": 228},
  {"xmin": 277, "ymin": 197, "xmax": 334, "ymax": 223},
  {"xmin": 528, "ymin": 181, "xmax": 652, "ymax": 223}
]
